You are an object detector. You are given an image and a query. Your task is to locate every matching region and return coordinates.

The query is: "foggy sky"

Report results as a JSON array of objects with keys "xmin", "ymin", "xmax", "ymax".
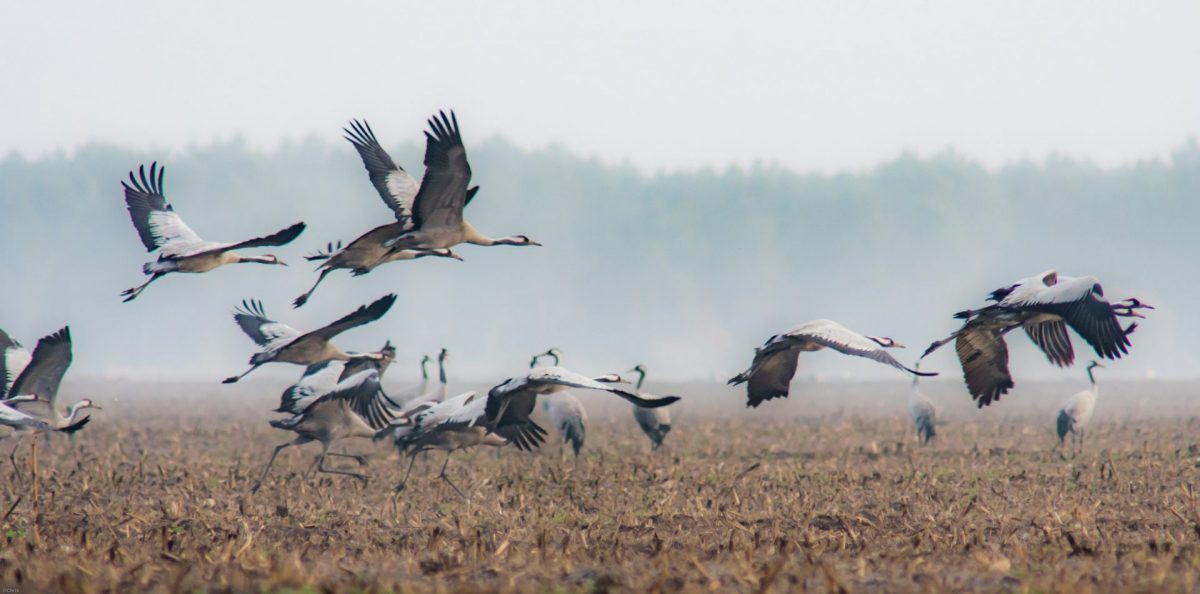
[{"xmin": 3, "ymin": 0, "xmax": 1198, "ymax": 172}]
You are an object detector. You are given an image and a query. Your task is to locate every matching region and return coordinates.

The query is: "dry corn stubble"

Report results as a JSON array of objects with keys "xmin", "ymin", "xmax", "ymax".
[{"xmin": 0, "ymin": 380, "xmax": 1197, "ymax": 593}]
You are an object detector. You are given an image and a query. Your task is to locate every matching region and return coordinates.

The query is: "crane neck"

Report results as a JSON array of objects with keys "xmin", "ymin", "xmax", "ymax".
[
  {"xmin": 1087, "ymin": 366, "xmax": 1096, "ymax": 386},
  {"xmin": 438, "ymin": 357, "xmax": 447, "ymax": 385},
  {"xmin": 635, "ymin": 370, "xmax": 646, "ymax": 390},
  {"xmin": 420, "ymin": 358, "xmax": 429, "ymax": 380}
]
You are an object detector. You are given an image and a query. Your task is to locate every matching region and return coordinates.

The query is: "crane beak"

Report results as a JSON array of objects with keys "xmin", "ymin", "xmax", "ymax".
[
  {"xmin": 892, "ymin": 342, "xmax": 908, "ymax": 349},
  {"xmin": 529, "ymin": 240, "xmax": 543, "ymax": 247},
  {"xmin": 277, "ymin": 259, "xmax": 289, "ymax": 266}
]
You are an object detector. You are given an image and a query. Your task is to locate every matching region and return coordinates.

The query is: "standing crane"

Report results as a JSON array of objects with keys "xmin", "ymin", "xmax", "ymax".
[
  {"xmin": 120, "ymin": 162, "xmax": 305, "ymax": 301},
  {"xmin": 730, "ymin": 319, "xmax": 933, "ymax": 408},
  {"xmin": 922, "ymin": 270, "xmax": 1150, "ymax": 406},
  {"xmin": 628, "ymin": 364, "xmax": 673, "ymax": 450},
  {"xmin": 907, "ymin": 365, "xmax": 936, "ymax": 444},
  {"xmin": 530, "ymin": 350, "xmax": 586, "ymax": 458},
  {"xmin": 394, "ymin": 349, "xmax": 451, "ymax": 412},
  {"xmin": 1057, "ymin": 360, "xmax": 1103, "ymax": 450},
  {"xmin": 223, "ymin": 294, "xmax": 396, "ymax": 383}
]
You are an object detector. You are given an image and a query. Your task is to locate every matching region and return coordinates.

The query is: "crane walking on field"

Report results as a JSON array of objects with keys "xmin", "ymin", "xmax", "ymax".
[
  {"xmin": 120, "ymin": 162, "xmax": 305, "ymax": 302},
  {"xmin": 628, "ymin": 364, "xmax": 673, "ymax": 450},
  {"xmin": 389, "ymin": 389, "xmax": 508, "ymax": 496},
  {"xmin": 922, "ymin": 270, "xmax": 1150, "ymax": 407},
  {"xmin": 223, "ymin": 294, "xmax": 396, "ymax": 383},
  {"xmin": 253, "ymin": 362, "xmax": 404, "ymax": 493},
  {"xmin": 1057, "ymin": 360, "xmax": 1103, "ymax": 451},
  {"xmin": 730, "ymin": 319, "xmax": 933, "ymax": 408}
]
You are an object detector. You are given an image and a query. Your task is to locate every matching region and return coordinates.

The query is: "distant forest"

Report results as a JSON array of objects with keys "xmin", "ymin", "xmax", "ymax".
[{"xmin": 1, "ymin": 137, "xmax": 1194, "ymax": 381}]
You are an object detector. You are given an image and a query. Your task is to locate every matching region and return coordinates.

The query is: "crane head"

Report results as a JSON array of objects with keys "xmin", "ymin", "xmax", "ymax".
[{"xmin": 867, "ymin": 336, "xmax": 905, "ymax": 349}]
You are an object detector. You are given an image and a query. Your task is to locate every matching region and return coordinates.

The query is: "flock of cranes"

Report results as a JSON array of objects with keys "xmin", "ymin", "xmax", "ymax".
[{"xmin": 0, "ymin": 108, "xmax": 1155, "ymax": 494}]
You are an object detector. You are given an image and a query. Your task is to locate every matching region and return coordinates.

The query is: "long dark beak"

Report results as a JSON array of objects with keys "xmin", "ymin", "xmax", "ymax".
[
  {"xmin": 892, "ymin": 342, "xmax": 908, "ymax": 349},
  {"xmin": 277, "ymin": 260, "xmax": 289, "ymax": 266},
  {"xmin": 529, "ymin": 240, "xmax": 543, "ymax": 247}
]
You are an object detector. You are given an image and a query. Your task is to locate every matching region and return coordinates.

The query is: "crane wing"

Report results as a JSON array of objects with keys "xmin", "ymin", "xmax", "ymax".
[
  {"xmin": 790, "ymin": 320, "xmax": 925, "ymax": 375},
  {"xmin": 528, "ymin": 367, "xmax": 681, "ymax": 408},
  {"xmin": 277, "ymin": 360, "xmax": 344, "ymax": 414},
  {"xmin": 728, "ymin": 341, "xmax": 802, "ymax": 408},
  {"xmin": 1017, "ymin": 276, "xmax": 1132, "ymax": 360},
  {"xmin": 408, "ymin": 111, "xmax": 471, "ymax": 232},
  {"xmin": 954, "ymin": 324, "xmax": 1014, "ymax": 407},
  {"xmin": 233, "ymin": 300, "xmax": 301, "ymax": 348},
  {"xmin": 319, "ymin": 369, "xmax": 399, "ymax": 431},
  {"xmin": 192, "ymin": 222, "xmax": 307, "ymax": 257},
  {"xmin": 1023, "ymin": 319, "xmax": 1075, "ymax": 367},
  {"xmin": 0, "ymin": 328, "xmax": 32, "ymax": 400},
  {"xmin": 302, "ymin": 294, "xmax": 396, "ymax": 342},
  {"xmin": 8, "ymin": 327, "xmax": 72, "ymax": 408},
  {"xmin": 344, "ymin": 120, "xmax": 420, "ymax": 223},
  {"xmin": 122, "ymin": 162, "xmax": 206, "ymax": 257},
  {"xmin": 0, "ymin": 400, "xmax": 59, "ymax": 432}
]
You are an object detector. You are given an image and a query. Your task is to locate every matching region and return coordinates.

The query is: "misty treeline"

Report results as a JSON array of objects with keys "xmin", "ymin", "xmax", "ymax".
[{"xmin": 0, "ymin": 137, "xmax": 1195, "ymax": 381}]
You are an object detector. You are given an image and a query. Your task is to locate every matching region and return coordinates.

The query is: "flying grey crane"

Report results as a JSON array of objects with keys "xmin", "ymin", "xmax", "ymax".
[
  {"xmin": 730, "ymin": 319, "xmax": 934, "ymax": 408},
  {"xmin": 1057, "ymin": 360, "xmax": 1103, "ymax": 449},
  {"xmin": 530, "ymin": 350, "xmax": 586, "ymax": 457},
  {"xmin": 120, "ymin": 162, "xmax": 306, "ymax": 302},
  {"xmin": 378, "ymin": 111, "xmax": 541, "ymax": 253},
  {"xmin": 907, "ymin": 365, "xmax": 936, "ymax": 444},
  {"xmin": 1, "ymin": 328, "xmax": 32, "ymax": 400},
  {"xmin": 628, "ymin": 364, "xmax": 673, "ymax": 450},
  {"xmin": 253, "ymin": 366, "xmax": 404, "ymax": 492},
  {"xmin": 922, "ymin": 270, "xmax": 1151, "ymax": 407},
  {"xmin": 389, "ymin": 389, "xmax": 508, "ymax": 496},
  {"xmin": 223, "ymin": 294, "xmax": 396, "ymax": 383},
  {"xmin": 5, "ymin": 328, "xmax": 99, "ymax": 430},
  {"xmin": 481, "ymin": 367, "xmax": 679, "ymax": 453},
  {"xmin": 293, "ymin": 239, "xmax": 460, "ymax": 308}
]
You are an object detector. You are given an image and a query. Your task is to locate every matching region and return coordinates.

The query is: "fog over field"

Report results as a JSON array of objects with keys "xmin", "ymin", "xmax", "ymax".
[
  {"xmin": 1, "ymin": 136, "xmax": 1196, "ymax": 385},
  {"xmin": 1, "ymin": 0, "xmax": 1197, "ymax": 388}
]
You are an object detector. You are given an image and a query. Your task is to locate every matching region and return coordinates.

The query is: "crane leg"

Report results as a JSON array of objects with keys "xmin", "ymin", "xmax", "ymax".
[
  {"xmin": 121, "ymin": 273, "xmax": 166, "ymax": 302},
  {"xmin": 292, "ymin": 269, "xmax": 333, "ymax": 309},
  {"xmin": 251, "ymin": 437, "xmax": 309, "ymax": 493},
  {"xmin": 222, "ymin": 364, "xmax": 263, "ymax": 384},
  {"xmin": 328, "ymin": 452, "xmax": 368, "ymax": 467},
  {"xmin": 8, "ymin": 438, "xmax": 25, "ymax": 482},
  {"xmin": 437, "ymin": 451, "xmax": 466, "ymax": 499},
  {"xmin": 315, "ymin": 445, "xmax": 367, "ymax": 485},
  {"xmin": 395, "ymin": 452, "xmax": 420, "ymax": 493}
]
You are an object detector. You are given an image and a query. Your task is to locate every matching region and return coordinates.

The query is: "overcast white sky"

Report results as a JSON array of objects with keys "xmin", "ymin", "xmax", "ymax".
[{"xmin": 2, "ymin": 0, "xmax": 1197, "ymax": 172}]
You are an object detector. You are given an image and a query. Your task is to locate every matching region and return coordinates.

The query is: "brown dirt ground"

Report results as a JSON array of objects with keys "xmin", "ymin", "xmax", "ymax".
[{"xmin": 1, "ymin": 379, "xmax": 1199, "ymax": 593}]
